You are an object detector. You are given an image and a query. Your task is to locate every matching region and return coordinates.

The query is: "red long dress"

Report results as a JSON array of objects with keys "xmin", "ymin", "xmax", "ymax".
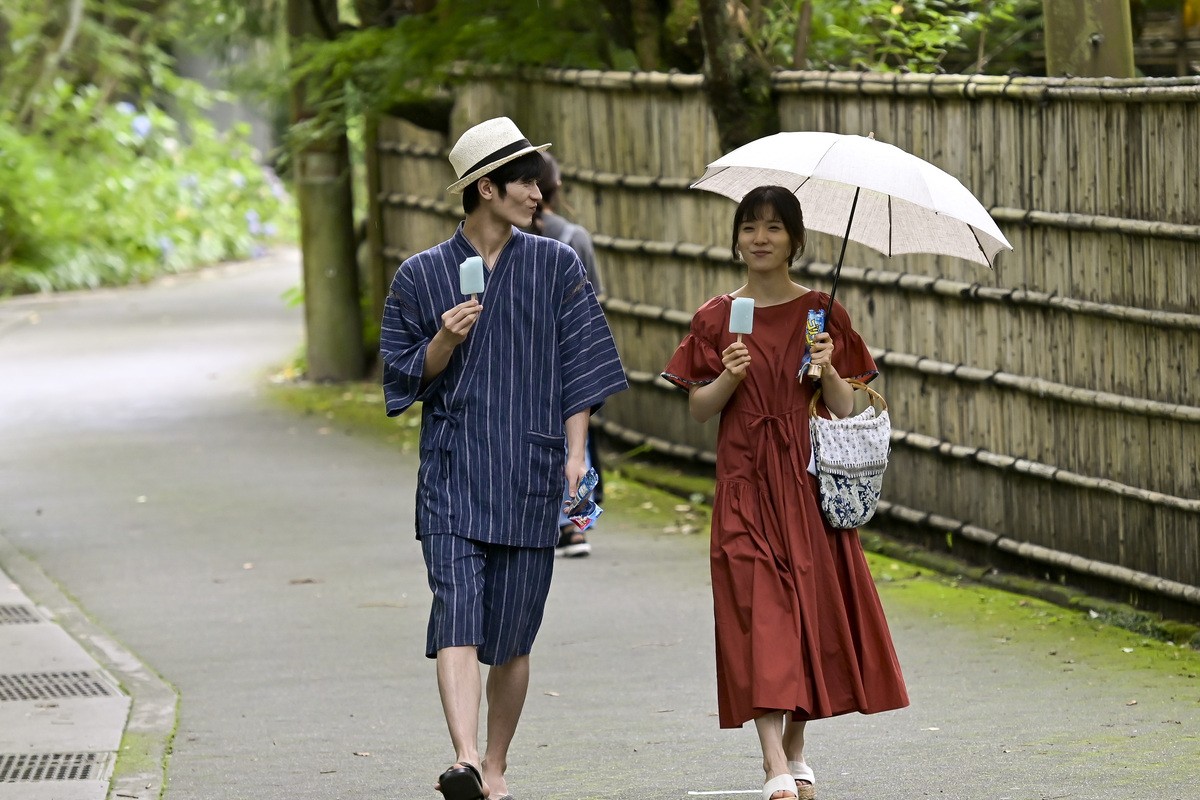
[{"xmin": 663, "ymin": 292, "xmax": 909, "ymax": 728}]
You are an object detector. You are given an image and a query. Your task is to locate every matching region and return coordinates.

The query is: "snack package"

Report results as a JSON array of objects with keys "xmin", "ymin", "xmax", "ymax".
[
  {"xmin": 563, "ymin": 467, "xmax": 602, "ymax": 531},
  {"xmin": 568, "ymin": 501, "xmax": 603, "ymax": 532},
  {"xmin": 798, "ymin": 307, "xmax": 826, "ymax": 379}
]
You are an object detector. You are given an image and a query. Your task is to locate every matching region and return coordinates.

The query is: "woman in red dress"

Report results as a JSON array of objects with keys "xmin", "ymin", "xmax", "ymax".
[{"xmin": 662, "ymin": 186, "xmax": 908, "ymax": 800}]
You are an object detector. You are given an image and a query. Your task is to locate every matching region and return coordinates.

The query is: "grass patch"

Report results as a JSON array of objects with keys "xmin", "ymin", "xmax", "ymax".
[{"xmin": 266, "ymin": 375, "xmax": 421, "ymax": 453}]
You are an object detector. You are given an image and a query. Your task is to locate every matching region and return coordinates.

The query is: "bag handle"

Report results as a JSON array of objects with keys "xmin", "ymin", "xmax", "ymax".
[{"xmin": 809, "ymin": 378, "xmax": 887, "ymax": 420}]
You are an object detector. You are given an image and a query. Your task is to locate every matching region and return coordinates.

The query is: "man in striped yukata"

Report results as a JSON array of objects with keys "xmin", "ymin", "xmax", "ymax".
[{"xmin": 380, "ymin": 117, "xmax": 627, "ymax": 800}]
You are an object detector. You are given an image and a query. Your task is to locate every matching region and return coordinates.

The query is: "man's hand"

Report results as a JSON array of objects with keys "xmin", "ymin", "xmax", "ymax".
[
  {"xmin": 564, "ymin": 452, "xmax": 588, "ymax": 502},
  {"xmin": 438, "ymin": 299, "xmax": 483, "ymax": 346},
  {"xmin": 422, "ymin": 299, "xmax": 483, "ymax": 382}
]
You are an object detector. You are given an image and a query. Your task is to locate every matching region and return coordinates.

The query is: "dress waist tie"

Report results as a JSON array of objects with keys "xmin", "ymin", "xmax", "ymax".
[{"xmin": 747, "ymin": 411, "xmax": 812, "ymax": 574}]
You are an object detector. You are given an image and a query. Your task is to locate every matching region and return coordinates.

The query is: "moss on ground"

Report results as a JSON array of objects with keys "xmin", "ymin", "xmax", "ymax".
[{"xmin": 265, "ymin": 377, "xmax": 1200, "ymax": 658}]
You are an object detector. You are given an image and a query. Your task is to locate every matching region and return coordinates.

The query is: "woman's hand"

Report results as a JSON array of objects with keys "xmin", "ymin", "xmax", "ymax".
[
  {"xmin": 721, "ymin": 341, "xmax": 751, "ymax": 382},
  {"xmin": 809, "ymin": 331, "xmax": 837, "ymax": 375}
]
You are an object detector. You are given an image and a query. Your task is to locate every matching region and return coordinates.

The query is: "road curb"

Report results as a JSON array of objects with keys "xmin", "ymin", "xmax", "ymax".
[{"xmin": 0, "ymin": 533, "xmax": 177, "ymax": 800}]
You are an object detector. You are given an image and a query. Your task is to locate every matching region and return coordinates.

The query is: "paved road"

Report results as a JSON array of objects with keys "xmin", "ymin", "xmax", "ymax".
[{"xmin": 1, "ymin": 251, "xmax": 1197, "ymax": 800}]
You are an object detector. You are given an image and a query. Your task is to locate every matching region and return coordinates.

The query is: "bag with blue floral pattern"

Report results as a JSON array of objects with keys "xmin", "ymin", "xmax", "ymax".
[{"xmin": 809, "ymin": 380, "xmax": 891, "ymax": 529}]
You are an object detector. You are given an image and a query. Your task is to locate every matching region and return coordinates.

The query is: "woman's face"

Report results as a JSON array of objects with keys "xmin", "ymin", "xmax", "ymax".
[{"xmin": 737, "ymin": 210, "xmax": 793, "ymax": 273}]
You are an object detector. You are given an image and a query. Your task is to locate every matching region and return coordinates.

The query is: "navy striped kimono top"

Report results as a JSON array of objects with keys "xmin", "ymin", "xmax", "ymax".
[{"xmin": 381, "ymin": 225, "xmax": 628, "ymax": 548}]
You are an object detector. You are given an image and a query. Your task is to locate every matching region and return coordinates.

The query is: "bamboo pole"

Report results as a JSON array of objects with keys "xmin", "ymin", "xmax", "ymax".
[
  {"xmin": 592, "ymin": 413, "xmax": 1200, "ymax": 607},
  {"xmin": 613, "ymin": 357, "xmax": 1200, "ymax": 512}
]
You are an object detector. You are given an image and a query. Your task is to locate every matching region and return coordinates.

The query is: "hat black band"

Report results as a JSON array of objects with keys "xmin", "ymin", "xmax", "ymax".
[{"xmin": 464, "ymin": 138, "xmax": 533, "ymax": 177}]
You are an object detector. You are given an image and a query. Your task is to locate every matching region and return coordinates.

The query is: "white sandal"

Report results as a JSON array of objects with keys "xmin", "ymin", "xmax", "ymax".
[
  {"xmin": 763, "ymin": 773, "xmax": 798, "ymax": 800},
  {"xmin": 787, "ymin": 760, "xmax": 815, "ymax": 800}
]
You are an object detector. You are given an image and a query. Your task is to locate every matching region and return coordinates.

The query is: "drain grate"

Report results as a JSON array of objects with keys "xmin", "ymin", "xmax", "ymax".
[
  {"xmin": 0, "ymin": 752, "xmax": 110, "ymax": 782},
  {"xmin": 0, "ymin": 605, "xmax": 41, "ymax": 625},
  {"xmin": 0, "ymin": 672, "xmax": 116, "ymax": 702}
]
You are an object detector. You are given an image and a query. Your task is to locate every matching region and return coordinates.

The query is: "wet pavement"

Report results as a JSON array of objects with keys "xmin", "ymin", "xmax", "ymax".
[{"xmin": 1, "ymin": 250, "xmax": 1197, "ymax": 800}]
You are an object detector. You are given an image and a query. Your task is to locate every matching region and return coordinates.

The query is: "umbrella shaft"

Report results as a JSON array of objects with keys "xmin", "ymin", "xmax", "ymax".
[{"xmin": 827, "ymin": 186, "xmax": 860, "ymax": 318}]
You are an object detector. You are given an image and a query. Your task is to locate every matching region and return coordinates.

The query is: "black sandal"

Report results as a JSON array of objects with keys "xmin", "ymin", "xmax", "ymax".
[{"xmin": 437, "ymin": 762, "xmax": 484, "ymax": 800}]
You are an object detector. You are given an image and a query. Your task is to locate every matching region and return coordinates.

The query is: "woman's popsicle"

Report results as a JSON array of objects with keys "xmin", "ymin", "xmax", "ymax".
[
  {"xmin": 460, "ymin": 256, "xmax": 485, "ymax": 300},
  {"xmin": 729, "ymin": 296, "xmax": 754, "ymax": 342}
]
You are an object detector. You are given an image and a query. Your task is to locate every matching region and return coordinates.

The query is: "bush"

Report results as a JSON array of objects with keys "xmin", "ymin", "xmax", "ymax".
[{"xmin": 0, "ymin": 85, "xmax": 294, "ymax": 295}]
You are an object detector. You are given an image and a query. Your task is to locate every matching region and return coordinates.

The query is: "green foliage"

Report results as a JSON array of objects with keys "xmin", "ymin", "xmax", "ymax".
[
  {"xmin": 0, "ymin": 93, "xmax": 293, "ymax": 294},
  {"xmin": 0, "ymin": 0, "xmax": 295, "ymax": 295},
  {"xmin": 740, "ymin": 0, "xmax": 1043, "ymax": 74},
  {"xmin": 291, "ymin": 0, "xmax": 628, "ymax": 134}
]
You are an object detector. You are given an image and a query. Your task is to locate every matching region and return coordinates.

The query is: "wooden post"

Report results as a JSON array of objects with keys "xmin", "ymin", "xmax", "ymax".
[
  {"xmin": 287, "ymin": 0, "xmax": 365, "ymax": 381},
  {"xmin": 1043, "ymin": 0, "xmax": 1135, "ymax": 78},
  {"xmin": 363, "ymin": 111, "xmax": 387, "ymax": 341}
]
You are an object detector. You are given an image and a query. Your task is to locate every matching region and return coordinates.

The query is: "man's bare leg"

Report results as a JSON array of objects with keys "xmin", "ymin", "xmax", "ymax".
[
  {"xmin": 435, "ymin": 646, "xmax": 490, "ymax": 797},
  {"xmin": 480, "ymin": 655, "xmax": 530, "ymax": 798}
]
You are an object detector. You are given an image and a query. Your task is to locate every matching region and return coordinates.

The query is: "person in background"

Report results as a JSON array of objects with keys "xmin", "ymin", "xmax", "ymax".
[
  {"xmin": 661, "ymin": 185, "xmax": 908, "ymax": 800},
  {"xmin": 530, "ymin": 152, "xmax": 607, "ymax": 558},
  {"xmin": 380, "ymin": 117, "xmax": 627, "ymax": 800}
]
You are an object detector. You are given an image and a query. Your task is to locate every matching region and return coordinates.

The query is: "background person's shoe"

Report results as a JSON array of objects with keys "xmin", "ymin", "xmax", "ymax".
[{"xmin": 556, "ymin": 526, "xmax": 592, "ymax": 558}]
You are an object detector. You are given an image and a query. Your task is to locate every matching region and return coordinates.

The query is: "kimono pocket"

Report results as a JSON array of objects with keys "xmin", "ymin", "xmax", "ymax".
[{"xmin": 522, "ymin": 430, "xmax": 566, "ymax": 497}]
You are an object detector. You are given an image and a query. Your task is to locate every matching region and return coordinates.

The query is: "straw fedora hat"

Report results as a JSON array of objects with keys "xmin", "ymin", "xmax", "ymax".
[{"xmin": 446, "ymin": 117, "xmax": 551, "ymax": 194}]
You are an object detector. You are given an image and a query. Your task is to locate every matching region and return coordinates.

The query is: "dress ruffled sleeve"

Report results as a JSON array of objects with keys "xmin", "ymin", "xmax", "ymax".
[
  {"xmin": 825, "ymin": 296, "xmax": 878, "ymax": 384},
  {"xmin": 661, "ymin": 299, "xmax": 726, "ymax": 391}
]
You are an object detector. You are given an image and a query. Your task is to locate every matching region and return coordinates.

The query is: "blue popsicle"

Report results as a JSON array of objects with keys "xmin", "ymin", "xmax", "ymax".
[
  {"xmin": 729, "ymin": 296, "xmax": 754, "ymax": 339},
  {"xmin": 459, "ymin": 256, "xmax": 485, "ymax": 297}
]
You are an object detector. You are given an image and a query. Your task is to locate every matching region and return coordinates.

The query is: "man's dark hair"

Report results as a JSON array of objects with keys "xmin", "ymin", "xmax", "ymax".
[
  {"xmin": 730, "ymin": 185, "xmax": 807, "ymax": 264},
  {"xmin": 462, "ymin": 151, "xmax": 547, "ymax": 214}
]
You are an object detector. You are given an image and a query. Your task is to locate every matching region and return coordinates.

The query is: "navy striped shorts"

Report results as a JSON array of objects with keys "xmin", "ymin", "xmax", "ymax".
[{"xmin": 421, "ymin": 534, "xmax": 555, "ymax": 666}]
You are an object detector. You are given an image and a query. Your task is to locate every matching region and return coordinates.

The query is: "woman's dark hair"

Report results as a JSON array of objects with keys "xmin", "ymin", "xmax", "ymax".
[
  {"xmin": 462, "ymin": 151, "xmax": 547, "ymax": 214},
  {"xmin": 730, "ymin": 185, "xmax": 807, "ymax": 264}
]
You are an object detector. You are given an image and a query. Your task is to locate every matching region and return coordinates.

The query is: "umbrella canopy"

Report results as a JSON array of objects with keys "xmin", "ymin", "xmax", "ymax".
[{"xmin": 692, "ymin": 131, "xmax": 1012, "ymax": 268}]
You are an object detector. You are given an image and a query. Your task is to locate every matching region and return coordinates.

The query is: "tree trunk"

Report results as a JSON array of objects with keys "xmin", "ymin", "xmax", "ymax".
[
  {"xmin": 695, "ymin": 0, "xmax": 778, "ymax": 152},
  {"xmin": 362, "ymin": 111, "xmax": 387, "ymax": 346},
  {"xmin": 287, "ymin": 0, "xmax": 364, "ymax": 381},
  {"xmin": 793, "ymin": 0, "xmax": 813, "ymax": 69},
  {"xmin": 630, "ymin": 0, "xmax": 662, "ymax": 69},
  {"xmin": 1043, "ymin": 0, "xmax": 1135, "ymax": 78}
]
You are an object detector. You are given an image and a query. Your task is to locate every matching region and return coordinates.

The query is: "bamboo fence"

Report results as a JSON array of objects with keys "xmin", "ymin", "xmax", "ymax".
[{"xmin": 375, "ymin": 69, "xmax": 1200, "ymax": 619}]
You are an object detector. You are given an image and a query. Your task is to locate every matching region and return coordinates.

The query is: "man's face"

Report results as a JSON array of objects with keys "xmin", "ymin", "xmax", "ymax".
[{"xmin": 493, "ymin": 177, "xmax": 542, "ymax": 228}]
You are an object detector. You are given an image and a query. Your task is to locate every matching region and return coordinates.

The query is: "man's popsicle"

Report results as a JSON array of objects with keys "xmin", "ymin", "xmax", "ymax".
[
  {"xmin": 460, "ymin": 256, "xmax": 485, "ymax": 300},
  {"xmin": 729, "ymin": 296, "xmax": 754, "ymax": 343}
]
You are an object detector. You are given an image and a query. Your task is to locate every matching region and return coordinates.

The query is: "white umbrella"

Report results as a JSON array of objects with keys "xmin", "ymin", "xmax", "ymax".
[{"xmin": 692, "ymin": 131, "xmax": 1013, "ymax": 310}]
